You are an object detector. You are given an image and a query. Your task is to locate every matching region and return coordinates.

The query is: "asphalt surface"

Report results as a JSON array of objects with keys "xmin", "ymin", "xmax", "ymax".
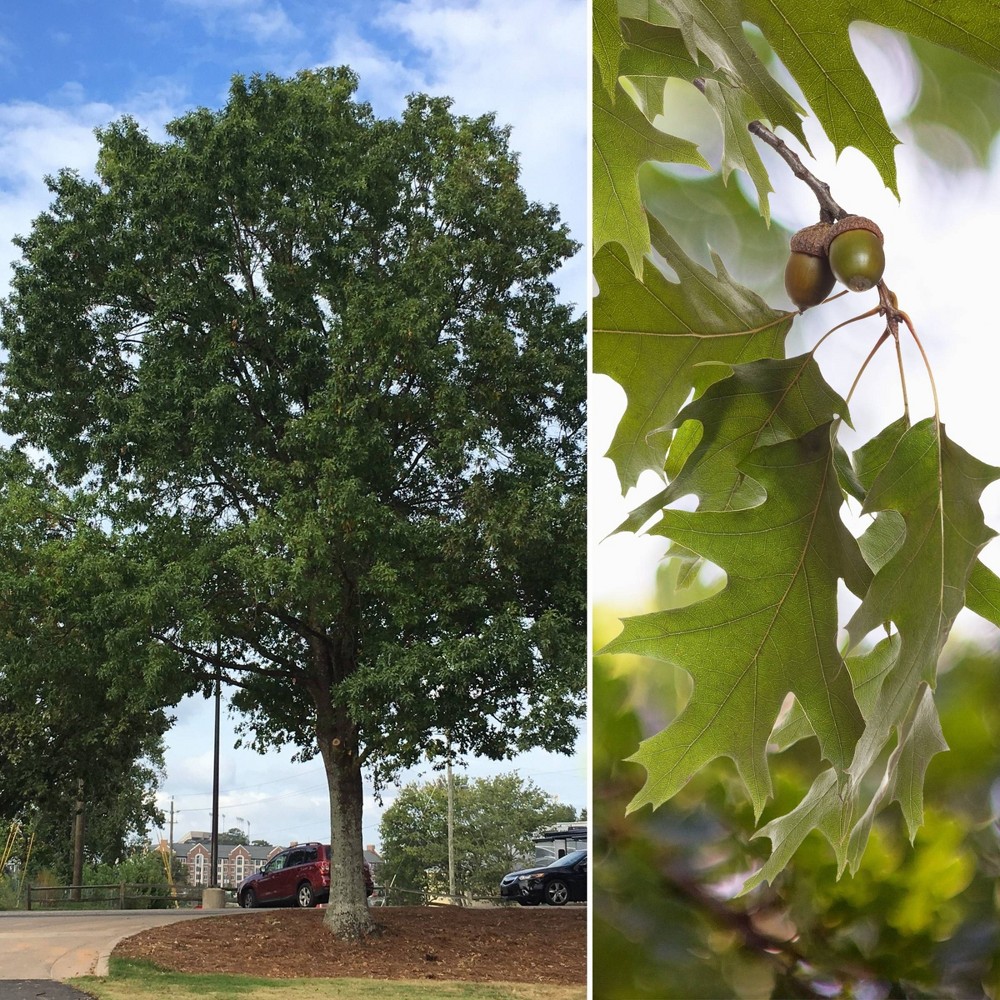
[
  {"xmin": 0, "ymin": 907, "xmax": 246, "ymax": 982},
  {"xmin": 0, "ymin": 983, "xmax": 94, "ymax": 999}
]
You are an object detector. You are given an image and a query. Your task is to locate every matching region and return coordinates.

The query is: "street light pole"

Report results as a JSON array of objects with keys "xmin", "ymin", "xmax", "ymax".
[
  {"xmin": 446, "ymin": 739, "xmax": 456, "ymax": 899},
  {"xmin": 210, "ymin": 657, "xmax": 221, "ymax": 889}
]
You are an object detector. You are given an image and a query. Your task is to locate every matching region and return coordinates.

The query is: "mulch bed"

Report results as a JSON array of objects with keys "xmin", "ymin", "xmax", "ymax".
[{"xmin": 114, "ymin": 905, "xmax": 586, "ymax": 983}]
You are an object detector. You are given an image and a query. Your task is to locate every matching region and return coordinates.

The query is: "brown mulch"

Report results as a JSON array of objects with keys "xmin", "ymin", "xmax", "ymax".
[{"xmin": 113, "ymin": 905, "xmax": 586, "ymax": 983}]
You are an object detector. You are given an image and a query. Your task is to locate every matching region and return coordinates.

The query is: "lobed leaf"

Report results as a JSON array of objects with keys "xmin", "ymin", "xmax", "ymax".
[
  {"xmin": 846, "ymin": 421, "xmax": 999, "ymax": 783},
  {"xmin": 619, "ymin": 18, "xmax": 704, "ymax": 121},
  {"xmin": 593, "ymin": 71, "xmax": 709, "ymax": 270},
  {"xmin": 593, "ymin": 214, "xmax": 792, "ymax": 492},
  {"xmin": 741, "ymin": 768, "xmax": 846, "ymax": 894},
  {"xmin": 749, "ymin": 420, "xmax": 1000, "ymax": 885},
  {"xmin": 618, "ymin": 21, "xmax": 775, "ymax": 223},
  {"xmin": 846, "ymin": 682, "xmax": 947, "ymax": 871},
  {"xmin": 701, "ymin": 79, "xmax": 773, "ymax": 223},
  {"xmin": 741, "ymin": 0, "xmax": 1000, "ymax": 196},
  {"xmin": 617, "ymin": 353, "xmax": 850, "ymax": 534},
  {"xmin": 656, "ymin": 0, "xmax": 807, "ymax": 147},
  {"xmin": 606, "ymin": 424, "xmax": 866, "ymax": 818}
]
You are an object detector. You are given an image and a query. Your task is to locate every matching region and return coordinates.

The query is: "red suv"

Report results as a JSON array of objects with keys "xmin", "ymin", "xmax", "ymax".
[{"xmin": 236, "ymin": 842, "xmax": 374, "ymax": 908}]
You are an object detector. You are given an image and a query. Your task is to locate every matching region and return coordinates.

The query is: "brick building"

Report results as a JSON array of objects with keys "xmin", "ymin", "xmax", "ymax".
[
  {"xmin": 164, "ymin": 831, "xmax": 280, "ymax": 888},
  {"xmin": 163, "ymin": 832, "xmax": 385, "ymax": 889}
]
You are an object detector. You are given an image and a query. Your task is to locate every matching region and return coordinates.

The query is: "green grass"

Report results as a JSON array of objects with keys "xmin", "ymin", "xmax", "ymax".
[{"xmin": 70, "ymin": 958, "xmax": 586, "ymax": 1000}]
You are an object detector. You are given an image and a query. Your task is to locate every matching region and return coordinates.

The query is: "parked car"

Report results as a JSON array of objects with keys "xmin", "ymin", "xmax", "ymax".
[
  {"xmin": 237, "ymin": 842, "xmax": 374, "ymax": 908},
  {"xmin": 499, "ymin": 849, "xmax": 587, "ymax": 906}
]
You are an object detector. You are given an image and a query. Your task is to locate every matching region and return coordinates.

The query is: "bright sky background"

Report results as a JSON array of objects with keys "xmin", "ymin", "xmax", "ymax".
[
  {"xmin": 593, "ymin": 28, "xmax": 1000, "ymax": 653},
  {"xmin": 0, "ymin": 0, "xmax": 588, "ymax": 852}
]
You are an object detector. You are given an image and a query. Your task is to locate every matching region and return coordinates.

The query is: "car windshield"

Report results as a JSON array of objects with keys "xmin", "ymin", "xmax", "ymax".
[{"xmin": 548, "ymin": 850, "xmax": 586, "ymax": 868}]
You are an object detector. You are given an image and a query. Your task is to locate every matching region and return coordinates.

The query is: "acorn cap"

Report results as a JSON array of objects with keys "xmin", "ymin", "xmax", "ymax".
[
  {"xmin": 789, "ymin": 221, "xmax": 833, "ymax": 257},
  {"xmin": 826, "ymin": 214, "xmax": 884, "ymax": 249}
]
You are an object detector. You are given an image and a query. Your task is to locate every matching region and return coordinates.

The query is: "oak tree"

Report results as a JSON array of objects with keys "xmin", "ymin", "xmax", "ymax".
[{"xmin": 0, "ymin": 68, "xmax": 585, "ymax": 937}]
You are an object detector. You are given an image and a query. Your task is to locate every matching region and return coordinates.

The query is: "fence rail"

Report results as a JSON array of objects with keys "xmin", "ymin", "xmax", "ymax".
[
  {"xmin": 372, "ymin": 884, "xmax": 516, "ymax": 907},
  {"xmin": 25, "ymin": 882, "xmax": 227, "ymax": 911}
]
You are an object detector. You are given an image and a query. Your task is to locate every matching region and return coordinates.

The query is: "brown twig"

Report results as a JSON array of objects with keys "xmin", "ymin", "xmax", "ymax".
[
  {"xmin": 746, "ymin": 121, "xmax": 847, "ymax": 223},
  {"xmin": 691, "ymin": 77, "xmax": 847, "ymax": 222}
]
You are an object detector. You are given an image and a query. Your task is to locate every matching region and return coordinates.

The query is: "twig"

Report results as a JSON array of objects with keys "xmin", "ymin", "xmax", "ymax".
[
  {"xmin": 691, "ymin": 78, "xmax": 847, "ymax": 222},
  {"xmin": 746, "ymin": 121, "xmax": 847, "ymax": 223}
]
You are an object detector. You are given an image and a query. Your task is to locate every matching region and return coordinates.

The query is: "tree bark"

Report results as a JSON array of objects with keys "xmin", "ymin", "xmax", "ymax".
[
  {"xmin": 71, "ymin": 777, "xmax": 85, "ymax": 901},
  {"xmin": 319, "ymin": 731, "xmax": 377, "ymax": 938}
]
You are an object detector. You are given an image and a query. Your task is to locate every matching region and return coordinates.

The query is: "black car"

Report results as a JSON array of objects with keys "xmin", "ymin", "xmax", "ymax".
[{"xmin": 499, "ymin": 849, "xmax": 587, "ymax": 906}]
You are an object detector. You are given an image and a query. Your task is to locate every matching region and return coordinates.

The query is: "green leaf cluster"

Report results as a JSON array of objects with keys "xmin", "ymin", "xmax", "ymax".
[
  {"xmin": 595, "ymin": 5, "xmax": 1000, "ymax": 889},
  {"xmin": 595, "ymin": 0, "xmax": 1000, "ymax": 271}
]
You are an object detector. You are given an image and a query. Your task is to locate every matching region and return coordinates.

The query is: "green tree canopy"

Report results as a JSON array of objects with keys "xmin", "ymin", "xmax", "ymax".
[
  {"xmin": 0, "ymin": 67, "xmax": 585, "ymax": 937},
  {"xmin": 378, "ymin": 772, "xmax": 579, "ymax": 900},
  {"xmin": 0, "ymin": 450, "xmax": 178, "ymax": 878}
]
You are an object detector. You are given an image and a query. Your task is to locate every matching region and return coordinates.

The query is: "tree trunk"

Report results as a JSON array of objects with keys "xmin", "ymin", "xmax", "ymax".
[
  {"xmin": 70, "ymin": 777, "xmax": 85, "ymax": 901},
  {"xmin": 307, "ymin": 606, "xmax": 375, "ymax": 939},
  {"xmin": 320, "ymin": 736, "xmax": 377, "ymax": 938}
]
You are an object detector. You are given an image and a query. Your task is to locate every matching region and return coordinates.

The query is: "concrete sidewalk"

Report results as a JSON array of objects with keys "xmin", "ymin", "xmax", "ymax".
[{"xmin": 0, "ymin": 907, "xmax": 252, "ymax": 981}]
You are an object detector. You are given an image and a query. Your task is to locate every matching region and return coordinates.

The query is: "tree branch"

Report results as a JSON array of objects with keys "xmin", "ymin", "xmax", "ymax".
[{"xmin": 151, "ymin": 631, "xmax": 295, "ymax": 682}]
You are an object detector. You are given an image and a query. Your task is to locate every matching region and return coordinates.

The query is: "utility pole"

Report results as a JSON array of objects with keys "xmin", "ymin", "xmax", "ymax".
[
  {"xmin": 446, "ymin": 743, "xmax": 456, "ymax": 899},
  {"xmin": 169, "ymin": 797, "xmax": 174, "ymax": 850},
  {"xmin": 210, "ymin": 657, "xmax": 221, "ymax": 890}
]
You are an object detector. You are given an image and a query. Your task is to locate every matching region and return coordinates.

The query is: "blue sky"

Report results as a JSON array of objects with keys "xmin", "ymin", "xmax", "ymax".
[
  {"xmin": 0, "ymin": 0, "xmax": 587, "ymax": 298},
  {"xmin": 0, "ymin": 0, "xmax": 588, "ymax": 851}
]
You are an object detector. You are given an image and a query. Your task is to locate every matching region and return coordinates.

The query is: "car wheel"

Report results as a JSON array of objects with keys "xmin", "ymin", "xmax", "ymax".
[
  {"xmin": 544, "ymin": 879, "xmax": 570, "ymax": 906},
  {"xmin": 241, "ymin": 888, "xmax": 257, "ymax": 909},
  {"xmin": 296, "ymin": 882, "xmax": 315, "ymax": 908}
]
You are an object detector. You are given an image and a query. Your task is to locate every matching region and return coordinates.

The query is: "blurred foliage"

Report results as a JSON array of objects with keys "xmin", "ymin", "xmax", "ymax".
[
  {"xmin": 907, "ymin": 36, "xmax": 1000, "ymax": 170},
  {"xmin": 83, "ymin": 848, "xmax": 179, "ymax": 891},
  {"xmin": 595, "ymin": 612, "xmax": 1000, "ymax": 999},
  {"xmin": 639, "ymin": 163, "xmax": 792, "ymax": 305}
]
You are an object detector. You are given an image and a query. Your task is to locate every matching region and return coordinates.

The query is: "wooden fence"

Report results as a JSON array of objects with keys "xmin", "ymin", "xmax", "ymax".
[{"xmin": 25, "ymin": 882, "xmax": 226, "ymax": 910}]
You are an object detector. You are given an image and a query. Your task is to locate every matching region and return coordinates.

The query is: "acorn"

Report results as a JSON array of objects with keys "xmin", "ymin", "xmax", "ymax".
[
  {"xmin": 826, "ymin": 215, "xmax": 885, "ymax": 292},
  {"xmin": 784, "ymin": 221, "xmax": 836, "ymax": 311}
]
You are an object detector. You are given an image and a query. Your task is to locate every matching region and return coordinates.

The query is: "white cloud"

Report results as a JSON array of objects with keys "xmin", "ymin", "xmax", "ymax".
[
  {"xmin": 377, "ymin": 0, "xmax": 587, "ymax": 217},
  {"xmin": 319, "ymin": 0, "xmax": 587, "ymax": 306},
  {"xmin": 325, "ymin": 27, "xmax": 422, "ymax": 115},
  {"xmin": 169, "ymin": 0, "xmax": 302, "ymax": 43},
  {"xmin": 0, "ymin": 89, "xmax": 186, "ymax": 295}
]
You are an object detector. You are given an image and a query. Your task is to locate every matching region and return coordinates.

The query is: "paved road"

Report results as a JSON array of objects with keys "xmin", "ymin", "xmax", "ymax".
[
  {"xmin": 0, "ymin": 908, "xmax": 248, "ymax": 981},
  {"xmin": 0, "ymin": 982, "xmax": 95, "ymax": 999}
]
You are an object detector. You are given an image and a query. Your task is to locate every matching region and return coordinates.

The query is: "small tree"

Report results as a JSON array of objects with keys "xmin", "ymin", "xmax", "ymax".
[
  {"xmin": 379, "ymin": 772, "xmax": 577, "ymax": 900},
  {"xmin": 0, "ymin": 68, "xmax": 585, "ymax": 938}
]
